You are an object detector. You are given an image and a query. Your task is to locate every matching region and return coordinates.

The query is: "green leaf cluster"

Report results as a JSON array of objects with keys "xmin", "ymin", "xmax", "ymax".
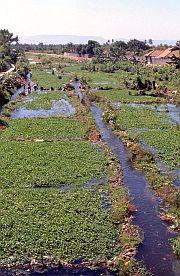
[
  {"xmin": 1, "ymin": 118, "xmax": 88, "ymax": 140},
  {"xmin": 0, "ymin": 141, "xmax": 106, "ymax": 188},
  {"xmin": 0, "ymin": 188, "xmax": 118, "ymax": 263}
]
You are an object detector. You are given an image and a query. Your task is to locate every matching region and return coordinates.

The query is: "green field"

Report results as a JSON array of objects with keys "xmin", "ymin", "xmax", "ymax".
[
  {"xmin": 94, "ymin": 89, "xmax": 165, "ymax": 103},
  {"xmin": 2, "ymin": 58, "xmax": 179, "ymax": 269},
  {"xmin": 63, "ymin": 65, "xmax": 119, "ymax": 87},
  {"xmin": 1, "ymin": 117, "xmax": 89, "ymax": 140},
  {"xmin": 32, "ymin": 68, "xmax": 70, "ymax": 88},
  {"xmin": 24, "ymin": 91, "xmax": 66, "ymax": 110},
  {"xmin": 0, "ymin": 140, "xmax": 106, "ymax": 188},
  {"xmin": 138, "ymin": 127, "xmax": 180, "ymax": 168},
  {"xmin": 0, "ymin": 68, "xmax": 125, "ymax": 267},
  {"xmin": 116, "ymin": 105, "xmax": 170, "ymax": 130},
  {"xmin": 0, "ymin": 188, "xmax": 117, "ymax": 263}
]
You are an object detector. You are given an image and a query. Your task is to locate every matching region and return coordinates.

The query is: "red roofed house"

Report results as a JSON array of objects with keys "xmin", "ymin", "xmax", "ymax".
[{"xmin": 144, "ymin": 47, "xmax": 180, "ymax": 65}]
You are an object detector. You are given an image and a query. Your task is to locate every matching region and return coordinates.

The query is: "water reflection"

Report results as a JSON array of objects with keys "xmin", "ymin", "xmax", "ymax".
[{"xmin": 11, "ymin": 99, "xmax": 76, "ymax": 119}]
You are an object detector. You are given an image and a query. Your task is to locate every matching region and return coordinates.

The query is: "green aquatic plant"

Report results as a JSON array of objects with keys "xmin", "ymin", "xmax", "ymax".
[
  {"xmin": 23, "ymin": 91, "xmax": 66, "ymax": 110},
  {"xmin": 0, "ymin": 188, "xmax": 118, "ymax": 263},
  {"xmin": 170, "ymin": 237, "xmax": 180, "ymax": 257},
  {"xmin": 116, "ymin": 105, "xmax": 170, "ymax": 130},
  {"xmin": 0, "ymin": 141, "xmax": 107, "ymax": 188},
  {"xmin": 95, "ymin": 89, "xmax": 165, "ymax": 104},
  {"xmin": 139, "ymin": 127, "xmax": 180, "ymax": 168},
  {"xmin": 1, "ymin": 117, "xmax": 88, "ymax": 140}
]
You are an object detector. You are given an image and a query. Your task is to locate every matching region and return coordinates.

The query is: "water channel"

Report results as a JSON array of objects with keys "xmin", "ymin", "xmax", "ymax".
[{"xmin": 90, "ymin": 105, "xmax": 179, "ymax": 276}]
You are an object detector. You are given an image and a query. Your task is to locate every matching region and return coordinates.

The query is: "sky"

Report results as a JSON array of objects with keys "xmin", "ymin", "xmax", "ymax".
[{"xmin": 1, "ymin": 0, "xmax": 180, "ymax": 40}]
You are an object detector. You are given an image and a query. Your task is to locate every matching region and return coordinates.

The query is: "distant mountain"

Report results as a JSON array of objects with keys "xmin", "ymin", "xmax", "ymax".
[
  {"xmin": 19, "ymin": 35, "xmax": 107, "ymax": 45},
  {"xmin": 150, "ymin": 40, "xmax": 177, "ymax": 46}
]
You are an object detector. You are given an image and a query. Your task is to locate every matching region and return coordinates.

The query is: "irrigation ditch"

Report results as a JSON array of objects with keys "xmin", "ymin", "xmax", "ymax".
[
  {"xmin": 73, "ymin": 83, "xmax": 180, "ymax": 275},
  {"xmin": 90, "ymin": 104, "xmax": 178, "ymax": 276}
]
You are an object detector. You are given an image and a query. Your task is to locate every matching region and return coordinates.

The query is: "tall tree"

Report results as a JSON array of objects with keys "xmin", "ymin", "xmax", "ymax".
[
  {"xmin": 0, "ymin": 29, "xmax": 18, "ymax": 45},
  {"xmin": 0, "ymin": 29, "xmax": 18, "ymax": 72},
  {"xmin": 86, "ymin": 40, "xmax": 100, "ymax": 55},
  {"xmin": 148, "ymin": 39, "xmax": 153, "ymax": 46},
  {"xmin": 127, "ymin": 39, "xmax": 149, "ymax": 54}
]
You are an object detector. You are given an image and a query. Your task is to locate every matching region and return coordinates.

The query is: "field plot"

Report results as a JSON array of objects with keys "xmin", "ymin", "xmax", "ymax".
[
  {"xmin": 1, "ymin": 118, "xmax": 88, "ymax": 140},
  {"xmin": 95, "ymin": 87, "xmax": 178, "ymax": 171},
  {"xmin": 139, "ymin": 127, "xmax": 180, "ymax": 168},
  {"xmin": 11, "ymin": 89, "xmax": 76, "ymax": 118},
  {"xmin": 0, "ymin": 188, "xmax": 117, "ymax": 263},
  {"xmin": 94, "ymin": 89, "xmax": 165, "ymax": 104},
  {"xmin": 32, "ymin": 68, "xmax": 69, "ymax": 88},
  {"xmin": 0, "ymin": 71, "xmax": 126, "ymax": 269},
  {"xmin": 0, "ymin": 140, "xmax": 106, "ymax": 188},
  {"xmin": 116, "ymin": 105, "xmax": 170, "ymax": 130},
  {"xmin": 24, "ymin": 91, "xmax": 66, "ymax": 110},
  {"xmin": 63, "ymin": 65, "xmax": 119, "ymax": 87},
  {"xmin": 3, "ymin": 58, "xmax": 179, "ymax": 272}
]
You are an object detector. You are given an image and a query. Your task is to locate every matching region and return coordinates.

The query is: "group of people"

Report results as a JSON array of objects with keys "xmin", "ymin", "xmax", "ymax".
[
  {"xmin": 22, "ymin": 80, "xmax": 38, "ymax": 95},
  {"xmin": 22, "ymin": 71, "xmax": 39, "ymax": 95}
]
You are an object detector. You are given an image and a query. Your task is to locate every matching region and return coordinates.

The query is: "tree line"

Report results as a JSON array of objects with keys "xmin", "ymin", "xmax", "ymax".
[{"xmin": 16, "ymin": 39, "xmax": 152, "ymax": 55}]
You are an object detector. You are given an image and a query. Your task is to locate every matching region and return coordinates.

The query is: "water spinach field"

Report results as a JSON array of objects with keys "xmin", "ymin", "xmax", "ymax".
[{"xmin": 0, "ymin": 57, "xmax": 180, "ymax": 275}]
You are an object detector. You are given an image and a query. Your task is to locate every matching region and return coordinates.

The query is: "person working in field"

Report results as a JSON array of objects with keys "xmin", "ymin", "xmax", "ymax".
[{"xmin": 28, "ymin": 81, "xmax": 31, "ymax": 93}]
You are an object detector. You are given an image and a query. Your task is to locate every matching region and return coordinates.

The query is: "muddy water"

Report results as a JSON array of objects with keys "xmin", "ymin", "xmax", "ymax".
[
  {"xmin": 73, "ymin": 81, "xmax": 84, "ymax": 101},
  {"xmin": 10, "ymin": 86, "xmax": 25, "ymax": 101},
  {"xmin": 11, "ymin": 99, "xmax": 76, "ymax": 118},
  {"xmin": 90, "ymin": 105, "xmax": 179, "ymax": 276},
  {"xmin": 0, "ymin": 266, "xmax": 116, "ymax": 276}
]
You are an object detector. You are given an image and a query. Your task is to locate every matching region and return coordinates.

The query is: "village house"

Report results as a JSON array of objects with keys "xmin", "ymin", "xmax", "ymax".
[{"xmin": 144, "ymin": 47, "xmax": 180, "ymax": 65}]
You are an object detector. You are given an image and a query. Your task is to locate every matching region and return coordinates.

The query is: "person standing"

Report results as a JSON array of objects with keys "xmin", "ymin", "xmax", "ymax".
[{"xmin": 28, "ymin": 81, "xmax": 31, "ymax": 93}]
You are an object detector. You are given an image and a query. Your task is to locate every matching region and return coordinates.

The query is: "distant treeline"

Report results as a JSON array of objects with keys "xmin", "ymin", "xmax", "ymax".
[
  {"xmin": 15, "ymin": 39, "xmax": 175, "ymax": 55},
  {"xmin": 14, "ymin": 39, "xmax": 179, "ymax": 59},
  {"xmin": 16, "ymin": 39, "xmax": 177, "ymax": 56}
]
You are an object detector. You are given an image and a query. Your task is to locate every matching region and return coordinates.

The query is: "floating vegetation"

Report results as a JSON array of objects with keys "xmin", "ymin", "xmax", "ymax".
[
  {"xmin": 11, "ymin": 99, "xmax": 76, "ymax": 118},
  {"xmin": 1, "ymin": 117, "xmax": 88, "ymax": 140},
  {"xmin": 31, "ymin": 68, "xmax": 69, "ymax": 88},
  {"xmin": 94, "ymin": 89, "xmax": 165, "ymax": 103},
  {"xmin": 0, "ymin": 188, "xmax": 118, "ymax": 263},
  {"xmin": 116, "ymin": 105, "xmax": 170, "ymax": 130},
  {"xmin": 170, "ymin": 237, "xmax": 180, "ymax": 257},
  {"xmin": 24, "ymin": 91, "xmax": 66, "ymax": 110},
  {"xmin": 0, "ymin": 141, "xmax": 106, "ymax": 188},
  {"xmin": 139, "ymin": 127, "xmax": 180, "ymax": 168}
]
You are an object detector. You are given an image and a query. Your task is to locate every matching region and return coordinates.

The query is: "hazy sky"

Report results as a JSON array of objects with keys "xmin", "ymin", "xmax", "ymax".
[{"xmin": 1, "ymin": 0, "xmax": 180, "ymax": 40}]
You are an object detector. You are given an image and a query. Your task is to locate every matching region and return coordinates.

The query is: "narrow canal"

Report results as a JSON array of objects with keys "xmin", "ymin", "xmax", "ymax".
[{"xmin": 90, "ymin": 105, "xmax": 179, "ymax": 276}]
